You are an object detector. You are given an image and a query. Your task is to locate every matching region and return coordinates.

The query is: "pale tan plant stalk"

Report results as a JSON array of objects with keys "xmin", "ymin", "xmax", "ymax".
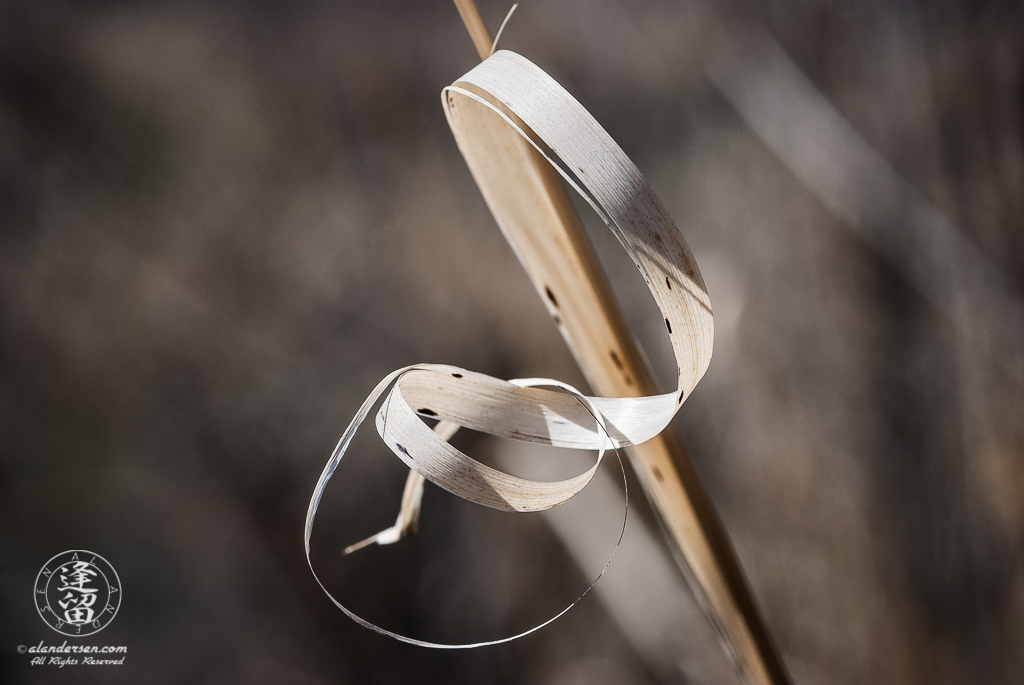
[{"xmin": 446, "ymin": 2, "xmax": 790, "ymax": 683}]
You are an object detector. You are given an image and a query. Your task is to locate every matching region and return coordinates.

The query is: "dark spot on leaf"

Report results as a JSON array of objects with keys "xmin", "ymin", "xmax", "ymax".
[
  {"xmin": 452, "ymin": 373, "xmax": 463, "ymax": 378},
  {"xmin": 652, "ymin": 466, "xmax": 664, "ymax": 482},
  {"xmin": 665, "ymin": 318, "xmax": 672, "ymax": 334},
  {"xmin": 396, "ymin": 443, "xmax": 410, "ymax": 456},
  {"xmin": 666, "ymin": 276, "xmax": 672, "ymax": 290},
  {"xmin": 545, "ymin": 286, "xmax": 558, "ymax": 307},
  {"xmin": 610, "ymin": 350, "xmax": 623, "ymax": 369},
  {"xmin": 418, "ymin": 408, "xmax": 437, "ymax": 417}
]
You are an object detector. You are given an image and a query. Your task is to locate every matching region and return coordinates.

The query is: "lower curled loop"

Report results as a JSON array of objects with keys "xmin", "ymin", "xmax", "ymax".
[{"xmin": 304, "ymin": 367, "xmax": 628, "ymax": 648}]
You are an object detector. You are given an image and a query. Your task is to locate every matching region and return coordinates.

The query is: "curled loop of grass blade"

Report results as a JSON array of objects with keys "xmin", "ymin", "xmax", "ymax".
[{"xmin": 306, "ymin": 50, "xmax": 713, "ymax": 648}]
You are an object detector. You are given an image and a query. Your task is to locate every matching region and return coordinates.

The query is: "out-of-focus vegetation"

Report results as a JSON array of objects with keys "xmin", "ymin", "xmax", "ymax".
[{"xmin": 1, "ymin": 1, "xmax": 1022, "ymax": 683}]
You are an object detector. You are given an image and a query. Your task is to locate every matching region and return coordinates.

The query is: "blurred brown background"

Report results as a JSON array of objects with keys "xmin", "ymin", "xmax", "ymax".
[{"xmin": 1, "ymin": 0, "xmax": 1023, "ymax": 683}]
